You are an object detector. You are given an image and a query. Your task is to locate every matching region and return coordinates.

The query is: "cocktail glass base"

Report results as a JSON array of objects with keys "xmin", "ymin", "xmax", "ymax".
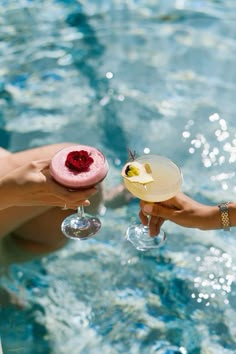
[
  {"xmin": 125, "ymin": 224, "xmax": 166, "ymax": 251},
  {"xmin": 61, "ymin": 214, "xmax": 101, "ymax": 240}
]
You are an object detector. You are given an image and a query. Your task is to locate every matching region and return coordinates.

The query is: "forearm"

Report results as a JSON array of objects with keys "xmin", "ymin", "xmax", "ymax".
[
  {"xmin": 140, "ymin": 193, "xmax": 236, "ymax": 233},
  {"xmin": 183, "ymin": 202, "xmax": 236, "ymax": 231},
  {"xmin": 0, "ymin": 143, "xmax": 75, "ymax": 178}
]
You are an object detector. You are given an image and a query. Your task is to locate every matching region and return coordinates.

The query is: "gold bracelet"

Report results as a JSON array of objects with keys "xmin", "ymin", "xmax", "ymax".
[{"xmin": 218, "ymin": 202, "xmax": 231, "ymax": 231}]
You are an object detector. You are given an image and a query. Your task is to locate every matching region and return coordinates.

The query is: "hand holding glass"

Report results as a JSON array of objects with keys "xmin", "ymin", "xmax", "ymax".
[
  {"xmin": 122, "ymin": 154, "xmax": 182, "ymax": 251},
  {"xmin": 50, "ymin": 145, "xmax": 108, "ymax": 240}
]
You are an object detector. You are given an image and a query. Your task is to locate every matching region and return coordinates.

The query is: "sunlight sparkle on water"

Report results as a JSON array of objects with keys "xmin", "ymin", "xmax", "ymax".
[
  {"xmin": 179, "ymin": 347, "xmax": 187, "ymax": 354},
  {"xmin": 182, "ymin": 131, "xmax": 191, "ymax": 138},
  {"xmin": 114, "ymin": 158, "xmax": 121, "ymax": 166},
  {"xmin": 184, "ymin": 112, "xmax": 236, "ymax": 169},
  {"xmin": 106, "ymin": 71, "xmax": 114, "ymax": 79},
  {"xmin": 143, "ymin": 147, "xmax": 150, "ymax": 154},
  {"xmin": 191, "ymin": 247, "xmax": 235, "ymax": 306},
  {"xmin": 209, "ymin": 113, "xmax": 220, "ymax": 122},
  {"xmin": 117, "ymin": 94, "xmax": 125, "ymax": 101}
]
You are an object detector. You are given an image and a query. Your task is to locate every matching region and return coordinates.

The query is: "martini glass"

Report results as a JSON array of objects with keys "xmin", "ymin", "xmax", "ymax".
[
  {"xmin": 122, "ymin": 154, "xmax": 182, "ymax": 251},
  {"xmin": 50, "ymin": 145, "xmax": 109, "ymax": 240}
]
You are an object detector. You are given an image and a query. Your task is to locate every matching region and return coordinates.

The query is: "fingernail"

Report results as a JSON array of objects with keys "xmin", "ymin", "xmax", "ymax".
[{"xmin": 143, "ymin": 205, "xmax": 152, "ymax": 214}]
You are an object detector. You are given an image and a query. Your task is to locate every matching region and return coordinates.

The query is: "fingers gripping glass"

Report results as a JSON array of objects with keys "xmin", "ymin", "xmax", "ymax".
[
  {"xmin": 123, "ymin": 154, "xmax": 182, "ymax": 251},
  {"xmin": 50, "ymin": 146, "xmax": 108, "ymax": 240},
  {"xmin": 126, "ymin": 216, "xmax": 167, "ymax": 251}
]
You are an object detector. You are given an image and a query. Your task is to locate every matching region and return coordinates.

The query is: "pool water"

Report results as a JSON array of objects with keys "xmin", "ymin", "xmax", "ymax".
[{"xmin": 1, "ymin": 0, "xmax": 236, "ymax": 353}]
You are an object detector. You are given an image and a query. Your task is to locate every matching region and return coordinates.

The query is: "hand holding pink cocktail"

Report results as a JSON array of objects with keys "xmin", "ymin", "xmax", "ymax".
[{"xmin": 50, "ymin": 145, "xmax": 109, "ymax": 239}]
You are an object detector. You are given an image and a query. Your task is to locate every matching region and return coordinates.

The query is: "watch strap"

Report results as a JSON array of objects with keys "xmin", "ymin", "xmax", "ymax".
[{"xmin": 218, "ymin": 202, "xmax": 231, "ymax": 231}]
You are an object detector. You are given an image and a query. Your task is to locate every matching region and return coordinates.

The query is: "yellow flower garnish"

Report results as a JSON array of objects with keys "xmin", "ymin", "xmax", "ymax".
[
  {"xmin": 127, "ymin": 165, "xmax": 140, "ymax": 177},
  {"xmin": 121, "ymin": 161, "xmax": 154, "ymax": 184}
]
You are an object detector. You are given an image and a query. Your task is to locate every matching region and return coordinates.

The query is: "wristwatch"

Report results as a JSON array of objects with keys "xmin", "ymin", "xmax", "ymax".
[{"xmin": 218, "ymin": 202, "xmax": 231, "ymax": 231}]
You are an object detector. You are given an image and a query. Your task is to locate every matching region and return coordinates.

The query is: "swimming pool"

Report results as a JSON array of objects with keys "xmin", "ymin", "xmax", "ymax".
[{"xmin": 1, "ymin": 0, "xmax": 236, "ymax": 353}]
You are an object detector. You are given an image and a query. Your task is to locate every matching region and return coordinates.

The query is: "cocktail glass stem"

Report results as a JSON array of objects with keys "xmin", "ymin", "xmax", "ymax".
[
  {"xmin": 77, "ymin": 206, "xmax": 85, "ymax": 218},
  {"xmin": 125, "ymin": 214, "xmax": 166, "ymax": 251},
  {"xmin": 142, "ymin": 226, "xmax": 149, "ymax": 233},
  {"xmin": 141, "ymin": 217, "xmax": 151, "ymax": 235},
  {"xmin": 61, "ymin": 205, "xmax": 102, "ymax": 240}
]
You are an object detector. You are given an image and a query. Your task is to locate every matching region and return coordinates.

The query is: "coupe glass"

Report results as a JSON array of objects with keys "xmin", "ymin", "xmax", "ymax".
[
  {"xmin": 50, "ymin": 146, "xmax": 108, "ymax": 240},
  {"xmin": 123, "ymin": 154, "xmax": 182, "ymax": 251}
]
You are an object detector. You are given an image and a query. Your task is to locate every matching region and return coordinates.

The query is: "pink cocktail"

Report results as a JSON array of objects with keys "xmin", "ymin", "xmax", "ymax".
[{"xmin": 50, "ymin": 144, "xmax": 109, "ymax": 240}]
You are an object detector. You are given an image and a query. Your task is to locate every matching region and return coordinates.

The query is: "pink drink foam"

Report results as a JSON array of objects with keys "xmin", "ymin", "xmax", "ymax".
[{"xmin": 50, "ymin": 145, "xmax": 109, "ymax": 189}]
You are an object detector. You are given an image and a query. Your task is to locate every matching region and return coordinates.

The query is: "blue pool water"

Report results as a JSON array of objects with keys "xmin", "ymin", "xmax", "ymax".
[{"xmin": 1, "ymin": 0, "xmax": 236, "ymax": 353}]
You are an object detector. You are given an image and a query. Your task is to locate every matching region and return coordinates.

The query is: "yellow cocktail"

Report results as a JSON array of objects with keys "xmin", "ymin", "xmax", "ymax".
[{"xmin": 122, "ymin": 154, "xmax": 182, "ymax": 251}]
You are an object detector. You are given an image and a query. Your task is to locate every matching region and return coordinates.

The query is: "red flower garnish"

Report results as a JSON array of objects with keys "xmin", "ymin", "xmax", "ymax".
[{"xmin": 65, "ymin": 150, "xmax": 94, "ymax": 173}]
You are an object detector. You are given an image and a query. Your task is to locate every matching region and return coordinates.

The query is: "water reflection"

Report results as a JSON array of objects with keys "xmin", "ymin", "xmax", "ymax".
[{"xmin": 1, "ymin": 0, "xmax": 236, "ymax": 353}]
